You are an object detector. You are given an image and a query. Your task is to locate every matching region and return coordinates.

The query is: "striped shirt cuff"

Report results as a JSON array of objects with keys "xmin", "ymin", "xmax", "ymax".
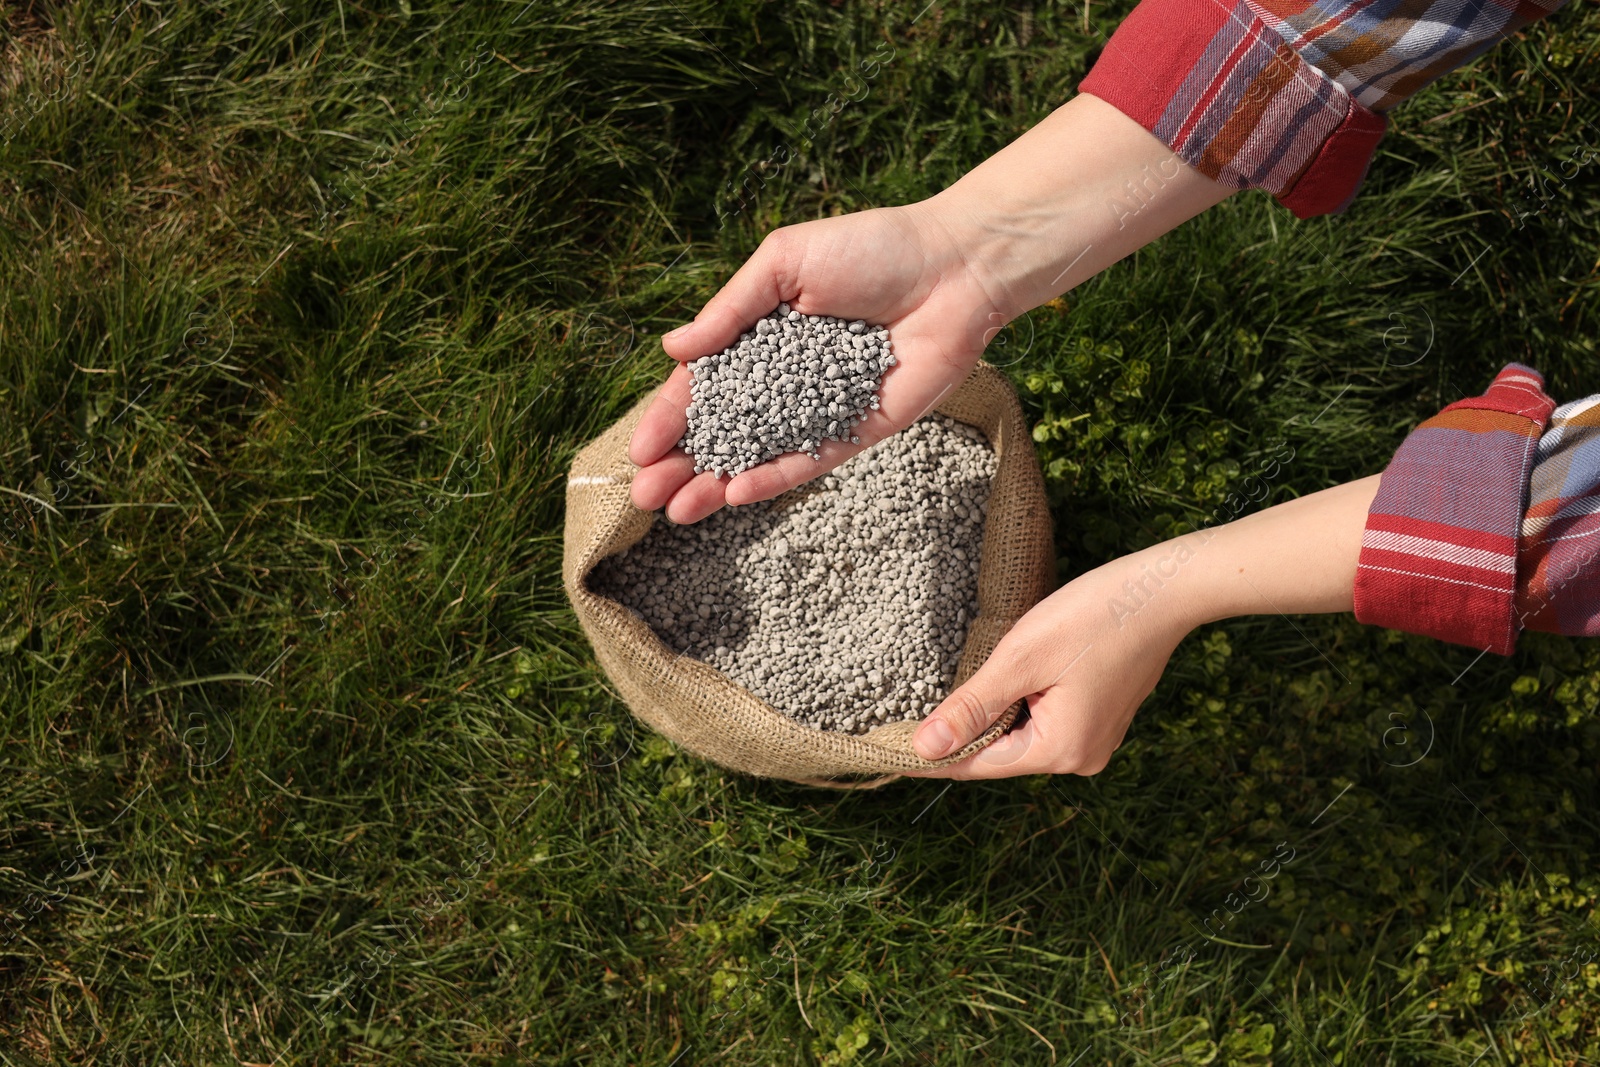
[
  {"xmin": 1354, "ymin": 365, "xmax": 1557, "ymax": 655},
  {"xmin": 1079, "ymin": 0, "xmax": 1386, "ymax": 218}
]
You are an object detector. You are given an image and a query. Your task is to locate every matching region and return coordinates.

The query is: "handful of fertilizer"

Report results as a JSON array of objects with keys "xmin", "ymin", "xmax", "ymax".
[{"xmin": 678, "ymin": 303, "xmax": 895, "ymax": 478}]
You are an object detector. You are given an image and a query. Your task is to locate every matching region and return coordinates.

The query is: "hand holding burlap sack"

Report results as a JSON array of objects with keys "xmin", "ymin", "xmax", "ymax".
[{"xmin": 562, "ymin": 362, "xmax": 1054, "ymax": 788}]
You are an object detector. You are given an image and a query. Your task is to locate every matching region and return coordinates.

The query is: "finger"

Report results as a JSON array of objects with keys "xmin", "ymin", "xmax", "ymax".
[
  {"xmin": 661, "ymin": 233, "xmax": 797, "ymax": 361},
  {"xmin": 723, "ymin": 432, "xmax": 859, "ymax": 507},
  {"xmin": 628, "ymin": 363, "xmax": 692, "ymax": 468},
  {"xmin": 911, "ymin": 645, "xmax": 1037, "ymax": 761},
  {"xmin": 663, "ymin": 469, "xmax": 730, "ymax": 524},
  {"xmin": 629, "ymin": 451, "xmax": 696, "ymax": 512},
  {"xmin": 903, "ymin": 717, "xmax": 1055, "ymax": 780}
]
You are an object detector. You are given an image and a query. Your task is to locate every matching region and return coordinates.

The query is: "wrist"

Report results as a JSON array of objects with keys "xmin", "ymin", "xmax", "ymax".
[
  {"xmin": 920, "ymin": 94, "xmax": 1232, "ymax": 323},
  {"xmin": 1087, "ymin": 539, "xmax": 1210, "ymax": 646}
]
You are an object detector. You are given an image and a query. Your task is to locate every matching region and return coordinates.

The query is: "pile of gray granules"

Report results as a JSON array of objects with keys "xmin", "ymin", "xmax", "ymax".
[
  {"xmin": 679, "ymin": 303, "xmax": 895, "ymax": 478},
  {"xmin": 597, "ymin": 414, "xmax": 997, "ymax": 734}
]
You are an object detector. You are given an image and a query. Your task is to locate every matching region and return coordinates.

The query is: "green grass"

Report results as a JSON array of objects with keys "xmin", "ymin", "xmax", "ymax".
[{"xmin": 1, "ymin": 0, "xmax": 1598, "ymax": 1063}]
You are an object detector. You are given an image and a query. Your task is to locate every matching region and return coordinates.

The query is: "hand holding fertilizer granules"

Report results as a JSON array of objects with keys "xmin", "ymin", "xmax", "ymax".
[
  {"xmin": 679, "ymin": 303, "xmax": 895, "ymax": 477},
  {"xmin": 593, "ymin": 414, "xmax": 997, "ymax": 734}
]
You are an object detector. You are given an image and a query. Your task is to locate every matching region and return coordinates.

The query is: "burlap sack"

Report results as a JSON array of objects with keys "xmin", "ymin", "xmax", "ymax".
[{"xmin": 562, "ymin": 361, "xmax": 1055, "ymax": 788}]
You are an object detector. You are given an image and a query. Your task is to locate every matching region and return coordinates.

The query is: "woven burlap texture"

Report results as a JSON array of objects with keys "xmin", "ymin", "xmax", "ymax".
[{"xmin": 562, "ymin": 361, "xmax": 1055, "ymax": 787}]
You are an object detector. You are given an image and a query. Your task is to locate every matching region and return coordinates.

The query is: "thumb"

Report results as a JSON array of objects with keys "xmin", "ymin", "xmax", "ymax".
[
  {"xmin": 661, "ymin": 231, "xmax": 798, "ymax": 361},
  {"xmin": 913, "ymin": 650, "xmax": 1036, "ymax": 761}
]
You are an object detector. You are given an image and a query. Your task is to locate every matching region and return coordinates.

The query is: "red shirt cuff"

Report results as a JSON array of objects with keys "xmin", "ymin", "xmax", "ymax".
[
  {"xmin": 1353, "ymin": 365, "xmax": 1557, "ymax": 654},
  {"xmin": 1080, "ymin": 0, "xmax": 1386, "ymax": 218}
]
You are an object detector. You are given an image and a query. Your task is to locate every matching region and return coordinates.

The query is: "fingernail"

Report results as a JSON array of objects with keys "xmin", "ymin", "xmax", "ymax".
[
  {"xmin": 915, "ymin": 718, "xmax": 955, "ymax": 760},
  {"xmin": 664, "ymin": 322, "xmax": 693, "ymax": 340}
]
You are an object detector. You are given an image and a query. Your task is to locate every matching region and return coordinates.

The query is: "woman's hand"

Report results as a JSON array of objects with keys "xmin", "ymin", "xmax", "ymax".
[
  {"xmin": 902, "ymin": 550, "xmax": 1198, "ymax": 779},
  {"xmin": 627, "ymin": 95, "xmax": 1235, "ymax": 523},
  {"xmin": 628, "ymin": 203, "xmax": 1009, "ymax": 523},
  {"xmin": 904, "ymin": 476, "xmax": 1382, "ymax": 779}
]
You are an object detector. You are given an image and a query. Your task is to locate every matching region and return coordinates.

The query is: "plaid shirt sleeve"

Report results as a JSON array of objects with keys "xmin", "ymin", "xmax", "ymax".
[
  {"xmin": 1080, "ymin": 0, "xmax": 1570, "ymax": 218},
  {"xmin": 1353, "ymin": 365, "xmax": 1600, "ymax": 654}
]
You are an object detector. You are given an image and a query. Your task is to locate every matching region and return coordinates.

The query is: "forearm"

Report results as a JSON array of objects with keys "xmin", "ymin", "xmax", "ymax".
[
  {"xmin": 923, "ymin": 93, "xmax": 1235, "ymax": 322},
  {"xmin": 1109, "ymin": 475, "xmax": 1382, "ymax": 632}
]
